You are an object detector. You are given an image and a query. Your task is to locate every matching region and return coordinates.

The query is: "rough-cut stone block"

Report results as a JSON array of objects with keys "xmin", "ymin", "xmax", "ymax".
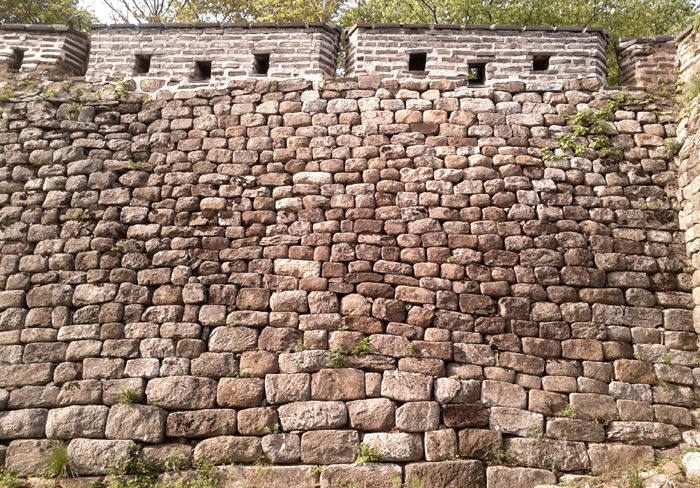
[
  {"xmin": 5, "ymin": 439, "xmax": 59, "ymax": 476},
  {"xmin": 278, "ymin": 401, "xmax": 347, "ymax": 431},
  {"xmin": 489, "ymin": 407, "xmax": 544, "ymax": 437},
  {"xmin": 215, "ymin": 465, "xmax": 318, "ymax": 488},
  {"xmin": 193, "ymin": 436, "xmax": 262, "ymax": 464},
  {"xmin": 217, "ymin": 378, "xmax": 265, "ymax": 408},
  {"xmin": 381, "ymin": 370, "xmax": 433, "ymax": 402},
  {"xmin": 262, "ymin": 433, "xmax": 301, "ymax": 464},
  {"xmin": 0, "ymin": 409, "xmax": 47, "ymax": 439},
  {"xmin": 485, "ymin": 467, "xmax": 556, "ymax": 488},
  {"xmin": 320, "ymin": 464, "xmax": 403, "ymax": 488},
  {"xmin": 405, "ymin": 460, "xmax": 486, "ymax": 488},
  {"xmin": 105, "ymin": 404, "xmax": 167, "ymax": 443},
  {"xmin": 588, "ymin": 444, "xmax": 654, "ymax": 475},
  {"xmin": 46, "ymin": 405, "xmax": 109, "ymax": 439},
  {"xmin": 146, "ymin": 377, "xmax": 217, "ymax": 410},
  {"xmin": 301, "ymin": 430, "xmax": 359, "ymax": 464},
  {"xmin": 605, "ymin": 421, "xmax": 681, "ymax": 447},
  {"xmin": 545, "ymin": 418, "xmax": 605, "ymax": 442},
  {"xmin": 425, "ymin": 429, "xmax": 458, "ymax": 461},
  {"xmin": 266, "ymin": 373, "xmax": 311, "ymax": 404},
  {"xmin": 505, "ymin": 438, "xmax": 589, "ymax": 471},
  {"xmin": 68, "ymin": 439, "xmax": 133, "ymax": 475},
  {"xmin": 311, "ymin": 368, "xmax": 365, "ymax": 401},
  {"xmin": 348, "ymin": 398, "xmax": 395, "ymax": 431},
  {"xmin": 396, "ymin": 401, "xmax": 440, "ymax": 432},
  {"xmin": 166, "ymin": 409, "xmax": 237, "ymax": 438},
  {"xmin": 362, "ymin": 432, "xmax": 423, "ymax": 462},
  {"xmin": 458, "ymin": 429, "xmax": 502, "ymax": 460}
]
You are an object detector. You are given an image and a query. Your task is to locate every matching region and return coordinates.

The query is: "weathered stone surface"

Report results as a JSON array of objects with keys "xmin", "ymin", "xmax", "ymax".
[
  {"xmin": 193, "ymin": 436, "xmax": 262, "ymax": 464},
  {"xmin": 320, "ymin": 464, "xmax": 402, "ymax": 488},
  {"xmin": 381, "ymin": 370, "xmax": 433, "ymax": 402},
  {"xmin": 348, "ymin": 398, "xmax": 395, "ymax": 431},
  {"xmin": 105, "ymin": 404, "xmax": 167, "ymax": 443},
  {"xmin": 405, "ymin": 460, "xmax": 485, "ymax": 488},
  {"xmin": 605, "ymin": 421, "xmax": 681, "ymax": 447},
  {"xmin": 395, "ymin": 402, "xmax": 440, "ymax": 432},
  {"xmin": 46, "ymin": 405, "xmax": 109, "ymax": 439},
  {"xmin": 166, "ymin": 409, "xmax": 237, "ymax": 438},
  {"xmin": 588, "ymin": 444, "xmax": 654, "ymax": 475},
  {"xmin": 300, "ymin": 430, "xmax": 359, "ymax": 464},
  {"xmin": 311, "ymin": 368, "xmax": 365, "ymax": 401},
  {"xmin": 362, "ymin": 433, "xmax": 423, "ymax": 462},
  {"xmin": 505, "ymin": 438, "xmax": 589, "ymax": 471},
  {"xmin": 146, "ymin": 377, "xmax": 217, "ymax": 410},
  {"xmin": 215, "ymin": 465, "xmax": 317, "ymax": 488},
  {"xmin": 262, "ymin": 433, "xmax": 301, "ymax": 464},
  {"xmin": 489, "ymin": 407, "xmax": 544, "ymax": 437},
  {"xmin": 0, "ymin": 409, "xmax": 47, "ymax": 439},
  {"xmin": 68, "ymin": 439, "xmax": 133, "ymax": 475},
  {"xmin": 545, "ymin": 418, "xmax": 605, "ymax": 442},
  {"xmin": 217, "ymin": 378, "xmax": 265, "ymax": 408},
  {"xmin": 5, "ymin": 439, "xmax": 59, "ymax": 476},
  {"xmin": 485, "ymin": 467, "xmax": 556, "ymax": 488},
  {"xmin": 266, "ymin": 373, "xmax": 311, "ymax": 404},
  {"xmin": 458, "ymin": 429, "xmax": 502, "ymax": 460},
  {"xmin": 278, "ymin": 401, "xmax": 347, "ymax": 430}
]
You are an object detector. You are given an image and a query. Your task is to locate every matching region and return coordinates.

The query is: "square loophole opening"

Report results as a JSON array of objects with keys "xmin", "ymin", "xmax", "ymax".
[
  {"xmin": 254, "ymin": 53, "xmax": 270, "ymax": 75},
  {"xmin": 468, "ymin": 62, "xmax": 486, "ymax": 86},
  {"xmin": 533, "ymin": 55, "xmax": 550, "ymax": 71},
  {"xmin": 9, "ymin": 49, "xmax": 25, "ymax": 70},
  {"xmin": 134, "ymin": 54, "xmax": 151, "ymax": 74},
  {"xmin": 194, "ymin": 60, "xmax": 212, "ymax": 80},
  {"xmin": 408, "ymin": 52, "xmax": 427, "ymax": 72}
]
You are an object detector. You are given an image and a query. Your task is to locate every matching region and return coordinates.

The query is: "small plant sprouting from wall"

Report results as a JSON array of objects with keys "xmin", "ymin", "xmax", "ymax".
[
  {"xmin": 561, "ymin": 404, "xmax": 577, "ymax": 419},
  {"xmin": 350, "ymin": 337, "xmax": 371, "ymax": 356},
  {"xmin": 325, "ymin": 347, "xmax": 348, "ymax": 368},
  {"xmin": 43, "ymin": 442, "xmax": 75, "ymax": 478},
  {"xmin": 119, "ymin": 388, "xmax": 137, "ymax": 405},
  {"xmin": 355, "ymin": 443, "xmax": 382, "ymax": 464}
]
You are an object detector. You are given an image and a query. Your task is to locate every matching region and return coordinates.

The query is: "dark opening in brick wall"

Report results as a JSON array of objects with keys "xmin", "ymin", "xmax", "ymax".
[
  {"xmin": 408, "ymin": 52, "xmax": 427, "ymax": 72},
  {"xmin": 533, "ymin": 55, "xmax": 550, "ymax": 71},
  {"xmin": 194, "ymin": 60, "xmax": 212, "ymax": 80},
  {"xmin": 254, "ymin": 53, "xmax": 270, "ymax": 75},
  {"xmin": 9, "ymin": 49, "xmax": 25, "ymax": 70},
  {"xmin": 468, "ymin": 63, "xmax": 486, "ymax": 85},
  {"xmin": 134, "ymin": 54, "xmax": 152, "ymax": 74}
]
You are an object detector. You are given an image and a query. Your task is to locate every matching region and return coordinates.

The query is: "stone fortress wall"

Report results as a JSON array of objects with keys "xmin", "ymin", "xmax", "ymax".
[
  {"xmin": 345, "ymin": 24, "xmax": 609, "ymax": 85},
  {"xmin": 0, "ymin": 20, "xmax": 698, "ymax": 488},
  {"xmin": 0, "ymin": 24, "xmax": 90, "ymax": 77}
]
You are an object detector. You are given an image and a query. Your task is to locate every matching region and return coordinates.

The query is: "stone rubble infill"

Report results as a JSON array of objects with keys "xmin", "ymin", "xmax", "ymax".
[{"xmin": 0, "ymin": 72, "xmax": 695, "ymax": 488}]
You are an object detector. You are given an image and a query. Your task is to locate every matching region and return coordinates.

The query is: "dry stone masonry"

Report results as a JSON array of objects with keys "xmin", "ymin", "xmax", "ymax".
[
  {"xmin": 0, "ymin": 24, "xmax": 90, "ymax": 77},
  {"xmin": 0, "ymin": 19, "xmax": 699, "ymax": 488}
]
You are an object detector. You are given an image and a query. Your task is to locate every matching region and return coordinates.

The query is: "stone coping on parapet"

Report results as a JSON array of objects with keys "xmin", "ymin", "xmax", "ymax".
[
  {"xmin": 344, "ymin": 22, "xmax": 608, "ymax": 38},
  {"xmin": 90, "ymin": 21, "xmax": 342, "ymax": 35},
  {"xmin": 613, "ymin": 34, "xmax": 677, "ymax": 52},
  {"xmin": 0, "ymin": 23, "xmax": 89, "ymax": 39}
]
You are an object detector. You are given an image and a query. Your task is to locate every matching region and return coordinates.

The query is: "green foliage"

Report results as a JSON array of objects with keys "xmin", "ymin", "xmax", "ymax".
[
  {"xmin": 41, "ymin": 87, "xmax": 57, "ymax": 98},
  {"xmin": 355, "ymin": 443, "xmax": 382, "ymax": 464},
  {"xmin": 43, "ymin": 442, "xmax": 76, "ymax": 478},
  {"xmin": 128, "ymin": 160, "xmax": 143, "ymax": 170},
  {"xmin": 656, "ymin": 378, "xmax": 670, "ymax": 390},
  {"xmin": 0, "ymin": 89, "xmax": 13, "ymax": 104},
  {"xmin": 684, "ymin": 266, "xmax": 696, "ymax": 274},
  {"xmin": 488, "ymin": 450, "xmax": 519, "ymax": 467},
  {"xmin": 406, "ymin": 343, "xmax": 414, "ymax": 356},
  {"xmin": 627, "ymin": 465, "xmax": 643, "ymax": 488},
  {"xmin": 664, "ymin": 138, "xmax": 682, "ymax": 157},
  {"xmin": 325, "ymin": 347, "xmax": 348, "ymax": 368},
  {"xmin": 390, "ymin": 475, "xmax": 402, "ymax": 487},
  {"xmin": 293, "ymin": 339, "xmax": 304, "ymax": 353},
  {"xmin": 263, "ymin": 423, "xmax": 280, "ymax": 434},
  {"xmin": 662, "ymin": 353, "xmax": 673, "ymax": 365},
  {"xmin": 309, "ymin": 465, "xmax": 326, "ymax": 477},
  {"xmin": 0, "ymin": 470, "xmax": 26, "ymax": 488},
  {"xmin": 69, "ymin": 209, "xmax": 85, "ymax": 221},
  {"xmin": 119, "ymin": 388, "xmax": 137, "ymax": 405},
  {"xmin": 407, "ymin": 477, "xmax": 422, "ymax": 488},
  {"xmin": 0, "ymin": 0, "xmax": 96, "ymax": 30},
  {"xmin": 350, "ymin": 337, "xmax": 371, "ymax": 356},
  {"xmin": 112, "ymin": 74, "xmax": 131, "ymax": 102},
  {"xmin": 65, "ymin": 102, "xmax": 82, "ymax": 121},
  {"xmin": 233, "ymin": 370, "xmax": 249, "ymax": 378},
  {"xmin": 684, "ymin": 74, "xmax": 700, "ymax": 102},
  {"xmin": 527, "ymin": 422, "xmax": 541, "ymax": 439},
  {"xmin": 561, "ymin": 404, "xmax": 577, "ymax": 419}
]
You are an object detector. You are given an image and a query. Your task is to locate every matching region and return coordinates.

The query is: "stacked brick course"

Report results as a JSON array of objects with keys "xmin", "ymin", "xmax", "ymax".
[
  {"xmin": 346, "ymin": 25, "xmax": 609, "ymax": 85},
  {"xmin": 614, "ymin": 35, "xmax": 678, "ymax": 89},
  {"xmin": 0, "ymin": 70, "xmax": 694, "ymax": 486},
  {"xmin": 86, "ymin": 23, "xmax": 340, "ymax": 91},
  {"xmin": 0, "ymin": 24, "xmax": 90, "ymax": 77}
]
